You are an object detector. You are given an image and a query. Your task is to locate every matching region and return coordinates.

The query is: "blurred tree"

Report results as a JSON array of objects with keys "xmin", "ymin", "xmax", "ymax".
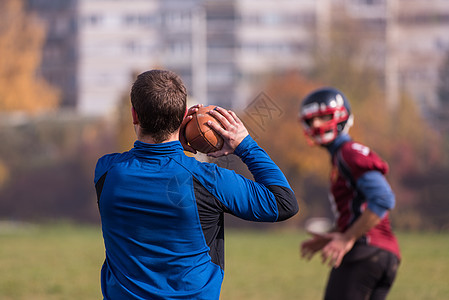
[
  {"xmin": 0, "ymin": 0, "xmax": 59, "ymax": 112},
  {"xmin": 245, "ymin": 72, "xmax": 329, "ymax": 181},
  {"xmin": 438, "ymin": 50, "xmax": 449, "ymax": 106},
  {"xmin": 115, "ymin": 72, "xmax": 141, "ymax": 152},
  {"xmin": 238, "ymin": 72, "xmax": 330, "ymax": 222},
  {"xmin": 436, "ymin": 50, "xmax": 449, "ymax": 164},
  {"xmin": 0, "ymin": 115, "xmax": 114, "ymax": 223},
  {"xmin": 115, "ymin": 91, "xmax": 135, "ymax": 152},
  {"xmin": 311, "ymin": 6, "xmax": 383, "ymax": 102},
  {"xmin": 0, "ymin": 160, "xmax": 8, "ymax": 188}
]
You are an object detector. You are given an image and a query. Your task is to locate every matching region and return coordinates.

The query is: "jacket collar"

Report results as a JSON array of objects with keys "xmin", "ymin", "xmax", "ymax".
[{"xmin": 130, "ymin": 140, "xmax": 184, "ymax": 156}]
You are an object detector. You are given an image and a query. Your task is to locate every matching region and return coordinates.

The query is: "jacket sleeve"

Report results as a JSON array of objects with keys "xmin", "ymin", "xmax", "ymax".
[{"xmin": 205, "ymin": 135, "xmax": 298, "ymax": 222}]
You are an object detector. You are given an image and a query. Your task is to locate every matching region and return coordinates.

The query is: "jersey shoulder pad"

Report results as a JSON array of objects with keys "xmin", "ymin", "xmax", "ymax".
[{"xmin": 339, "ymin": 141, "xmax": 389, "ymax": 179}]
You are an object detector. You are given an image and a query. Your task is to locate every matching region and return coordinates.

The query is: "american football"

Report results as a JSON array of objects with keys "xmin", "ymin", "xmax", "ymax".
[{"xmin": 185, "ymin": 105, "xmax": 224, "ymax": 153}]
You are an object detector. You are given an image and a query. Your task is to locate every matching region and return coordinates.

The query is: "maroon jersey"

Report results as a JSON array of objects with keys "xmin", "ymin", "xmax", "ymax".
[{"xmin": 330, "ymin": 141, "xmax": 400, "ymax": 259}]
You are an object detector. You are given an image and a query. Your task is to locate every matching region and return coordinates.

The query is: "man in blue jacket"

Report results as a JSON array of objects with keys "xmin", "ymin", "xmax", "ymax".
[{"xmin": 94, "ymin": 69, "xmax": 298, "ymax": 299}]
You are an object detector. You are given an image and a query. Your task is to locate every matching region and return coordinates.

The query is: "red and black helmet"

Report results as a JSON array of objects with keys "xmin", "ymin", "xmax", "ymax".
[{"xmin": 299, "ymin": 88, "xmax": 353, "ymax": 145}]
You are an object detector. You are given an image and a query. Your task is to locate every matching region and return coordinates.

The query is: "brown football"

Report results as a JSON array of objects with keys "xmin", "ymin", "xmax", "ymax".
[{"xmin": 185, "ymin": 105, "xmax": 224, "ymax": 153}]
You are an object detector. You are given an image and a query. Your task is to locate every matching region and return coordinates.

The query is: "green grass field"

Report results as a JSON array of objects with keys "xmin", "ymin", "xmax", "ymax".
[{"xmin": 0, "ymin": 223, "xmax": 448, "ymax": 299}]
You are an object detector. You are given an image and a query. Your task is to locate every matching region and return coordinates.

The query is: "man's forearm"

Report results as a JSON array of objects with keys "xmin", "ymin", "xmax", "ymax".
[
  {"xmin": 235, "ymin": 135, "xmax": 298, "ymax": 220},
  {"xmin": 343, "ymin": 209, "xmax": 381, "ymax": 242},
  {"xmin": 235, "ymin": 136, "xmax": 291, "ymax": 188}
]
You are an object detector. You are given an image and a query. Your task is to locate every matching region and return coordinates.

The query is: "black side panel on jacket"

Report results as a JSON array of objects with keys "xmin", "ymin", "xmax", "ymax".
[
  {"xmin": 95, "ymin": 172, "xmax": 108, "ymax": 206},
  {"xmin": 192, "ymin": 176, "xmax": 230, "ymax": 270}
]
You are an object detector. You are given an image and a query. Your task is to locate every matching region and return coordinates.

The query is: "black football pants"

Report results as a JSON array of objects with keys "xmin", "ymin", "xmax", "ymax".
[{"xmin": 324, "ymin": 247, "xmax": 400, "ymax": 300}]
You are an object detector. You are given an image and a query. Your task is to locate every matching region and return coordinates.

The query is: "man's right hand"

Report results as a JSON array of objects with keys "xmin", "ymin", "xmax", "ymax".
[{"xmin": 207, "ymin": 106, "xmax": 249, "ymax": 158}]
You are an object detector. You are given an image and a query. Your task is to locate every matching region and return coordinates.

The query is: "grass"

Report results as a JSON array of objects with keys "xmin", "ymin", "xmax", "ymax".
[
  {"xmin": 0, "ymin": 222, "xmax": 448, "ymax": 299},
  {"xmin": 0, "ymin": 222, "xmax": 104, "ymax": 300},
  {"xmin": 222, "ymin": 230, "xmax": 449, "ymax": 300},
  {"xmin": 388, "ymin": 231, "xmax": 449, "ymax": 300}
]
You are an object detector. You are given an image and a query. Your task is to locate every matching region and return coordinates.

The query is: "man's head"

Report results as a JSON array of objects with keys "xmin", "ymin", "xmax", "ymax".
[
  {"xmin": 131, "ymin": 70, "xmax": 187, "ymax": 143},
  {"xmin": 299, "ymin": 87, "xmax": 353, "ymax": 145}
]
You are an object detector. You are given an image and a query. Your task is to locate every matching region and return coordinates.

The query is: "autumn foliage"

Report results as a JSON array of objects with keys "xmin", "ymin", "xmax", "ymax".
[
  {"xmin": 241, "ymin": 73, "xmax": 329, "ymax": 180},
  {"xmin": 0, "ymin": 0, "xmax": 59, "ymax": 113}
]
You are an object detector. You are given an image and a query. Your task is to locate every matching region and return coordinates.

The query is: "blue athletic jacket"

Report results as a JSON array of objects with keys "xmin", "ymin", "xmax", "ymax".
[{"xmin": 94, "ymin": 135, "xmax": 298, "ymax": 299}]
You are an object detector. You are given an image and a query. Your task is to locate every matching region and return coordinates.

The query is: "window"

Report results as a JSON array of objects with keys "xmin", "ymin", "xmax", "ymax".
[
  {"xmin": 123, "ymin": 14, "xmax": 155, "ymax": 26},
  {"xmin": 82, "ymin": 14, "xmax": 103, "ymax": 26}
]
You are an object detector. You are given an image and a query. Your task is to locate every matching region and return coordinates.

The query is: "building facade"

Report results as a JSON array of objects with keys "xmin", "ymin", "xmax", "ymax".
[
  {"xmin": 77, "ymin": 0, "xmax": 159, "ymax": 115},
  {"xmin": 27, "ymin": 0, "xmax": 449, "ymax": 117}
]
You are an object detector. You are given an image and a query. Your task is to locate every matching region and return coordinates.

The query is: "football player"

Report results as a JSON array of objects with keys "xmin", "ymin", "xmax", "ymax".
[{"xmin": 299, "ymin": 88, "xmax": 400, "ymax": 300}]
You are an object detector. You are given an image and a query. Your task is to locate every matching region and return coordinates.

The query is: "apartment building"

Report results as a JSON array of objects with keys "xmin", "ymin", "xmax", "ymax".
[
  {"xmin": 233, "ymin": 0, "xmax": 316, "ymax": 109},
  {"xmin": 159, "ymin": 0, "xmax": 317, "ymax": 109},
  {"xmin": 27, "ymin": 0, "xmax": 449, "ymax": 117},
  {"xmin": 340, "ymin": 0, "xmax": 449, "ymax": 113},
  {"xmin": 393, "ymin": 0, "xmax": 449, "ymax": 112},
  {"xmin": 77, "ymin": 0, "xmax": 159, "ymax": 115}
]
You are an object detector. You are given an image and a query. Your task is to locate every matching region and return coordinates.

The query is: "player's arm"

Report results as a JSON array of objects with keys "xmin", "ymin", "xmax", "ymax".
[
  {"xmin": 206, "ymin": 107, "xmax": 298, "ymax": 221},
  {"xmin": 320, "ymin": 170, "xmax": 395, "ymax": 267},
  {"xmin": 357, "ymin": 170, "xmax": 396, "ymax": 216},
  {"xmin": 233, "ymin": 136, "xmax": 298, "ymax": 221},
  {"xmin": 343, "ymin": 209, "xmax": 381, "ymax": 244},
  {"xmin": 320, "ymin": 209, "xmax": 380, "ymax": 268},
  {"xmin": 343, "ymin": 170, "xmax": 395, "ymax": 239}
]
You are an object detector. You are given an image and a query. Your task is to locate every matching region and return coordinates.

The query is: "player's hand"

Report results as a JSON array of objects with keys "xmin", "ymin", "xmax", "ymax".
[
  {"xmin": 320, "ymin": 232, "xmax": 355, "ymax": 268},
  {"xmin": 207, "ymin": 107, "xmax": 249, "ymax": 158},
  {"xmin": 179, "ymin": 104, "xmax": 203, "ymax": 153},
  {"xmin": 300, "ymin": 234, "xmax": 331, "ymax": 261}
]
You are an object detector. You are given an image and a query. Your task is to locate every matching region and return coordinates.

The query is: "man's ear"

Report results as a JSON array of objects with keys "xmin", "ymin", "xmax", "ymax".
[{"xmin": 131, "ymin": 107, "xmax": 139, "ymax": 125}]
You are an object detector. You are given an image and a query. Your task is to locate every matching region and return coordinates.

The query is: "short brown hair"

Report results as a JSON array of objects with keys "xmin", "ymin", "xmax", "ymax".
[{"xmin": 130, "ymin": 70, "xmax": 187, "ymax": 143}]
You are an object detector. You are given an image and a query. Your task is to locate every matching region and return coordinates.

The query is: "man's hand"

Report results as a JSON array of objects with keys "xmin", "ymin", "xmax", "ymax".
[
  {"xmin": 300, "ymin": 234, "xmax": 331, "ymax": 261},
  {"xmin": 320, "ymin": 209, "xmax": 381, "ymax": 268},
  {"xmin": 179, "ymin": 104, "xmax": 203, "ymax": 153},
  {"xmin": 320, "ymin": 232, "xmax": 355, "ymax": 268},
  {"xmin": 207, "ymin": 107, "xmax": 249, "ymax": 158}
]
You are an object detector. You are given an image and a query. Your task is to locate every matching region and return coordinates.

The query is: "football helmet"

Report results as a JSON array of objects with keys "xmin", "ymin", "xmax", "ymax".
[{"xmin": 299, "ymin": 88, "xmax": 353, "ymax": 145}]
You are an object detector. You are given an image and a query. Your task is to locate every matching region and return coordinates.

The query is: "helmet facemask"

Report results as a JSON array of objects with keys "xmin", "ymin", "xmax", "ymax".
[{"xmin": 300, "ymin": 93, "xmax": 353, "ymax": 145}]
